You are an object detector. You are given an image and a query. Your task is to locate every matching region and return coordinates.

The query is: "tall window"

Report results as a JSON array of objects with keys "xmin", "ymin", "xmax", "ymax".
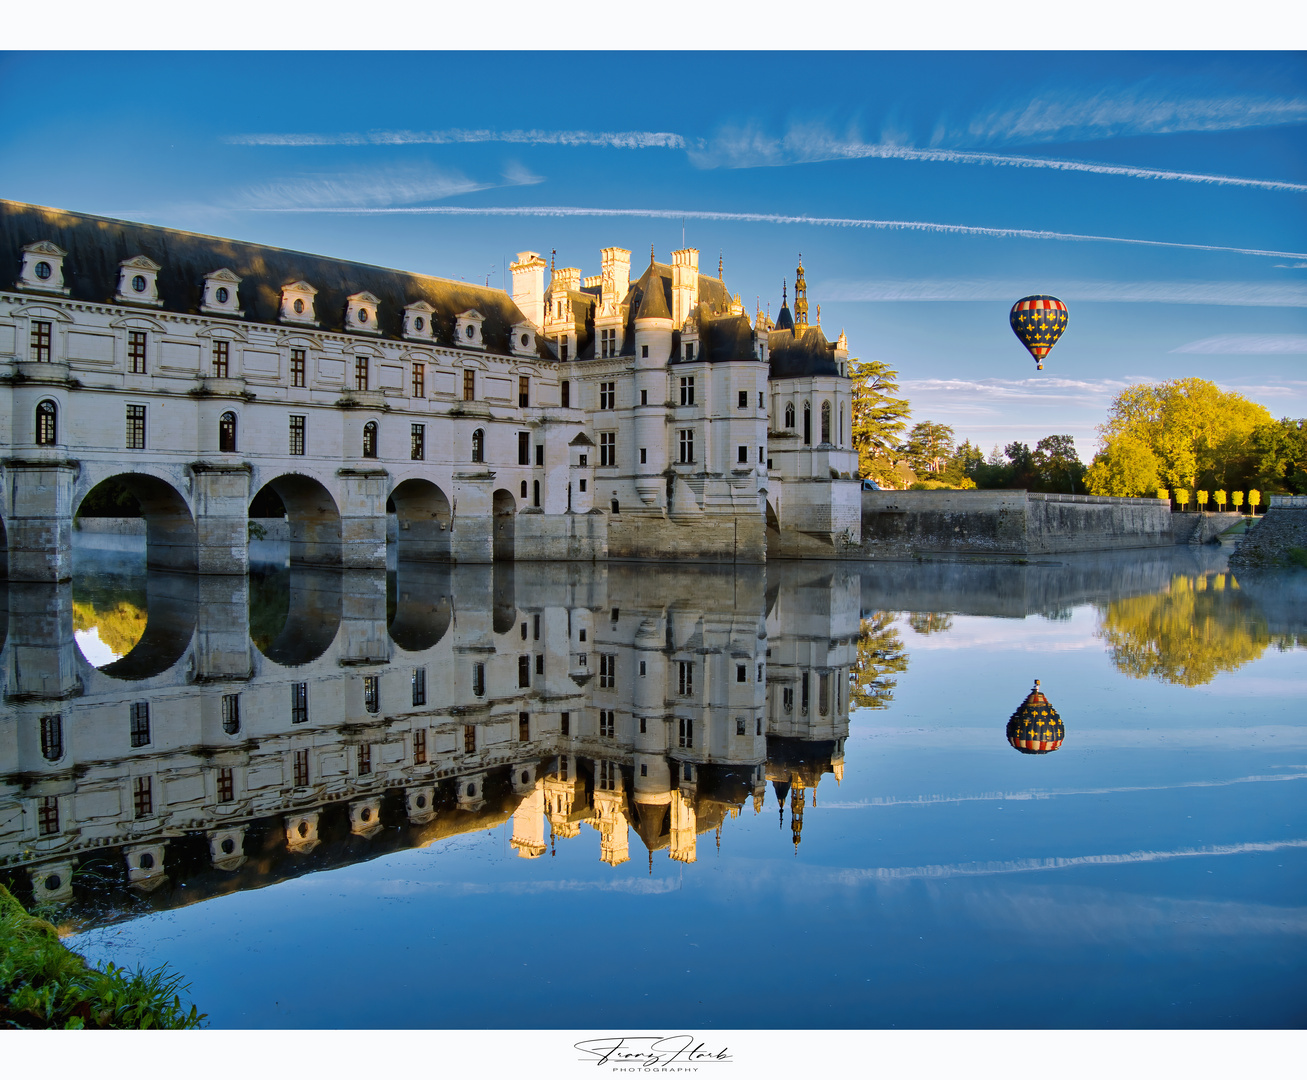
[
  {"xmin": 519, "ymin": 655, "xmax": 531, "ymax": 688},
  {"xmin": 600, "ymin": 432, "xmax": 616, "ymax": 467},
  {"xmin": 412, "ymin": 667, "xmax": 426, "ymax": 707},
  {"xmin": 212, "ymin": 340, "xmax": 230, "ymax": 378},
  {"xmin": 737, "ymin": 717, "xmax": 746, "ymax": 736},
  {"xmin": 785, "ymin": 402, "xmax": 795, "ymax": 428},
  {"xmin": 30, "ymin": 320, "xmax": 53, "ymax": 362},
  {"xmin": 678, "ymin": 717, "xmax": 693, "ymax": 748},
  {"xmin": 126, "ymin": 404, "xmax": 146, "ymax": 450},
  {"xmin": 783, "ymin": 687, "xmax": 794, "ymax": 712},
  {"xmin": 801, "ymin": 672, "xmax": 810, "ymax": 714},
  {"xmin": 738, "ymin": 445, "xmax": 749, "ymax": 463},
  {"xmin": 221, "ymin": 694, "xmax": 240, "ymax": 735},
  {"xmin": 127, "ymin": 330, "xmax": 147, "ymax": 373},
  {"xmin": 217, "ymin": 767, "xmax": 234, "ymax": 803},
  {"xmin": 599, "ymin": 381, "xmax": 615, "ymax": 410},
  {"xmin": 38, "ymin": 796, "xmax": 59, "ymax": 836},
  {"xmin": 678, "ymin": 429, "xmax": 694, "ymax": 464},
  {"xmin": 413, "ymin": 728, "xmax": 427, "ymax": 764},
  {"xmin": 560, "ymin": 380, "xmax": 570, "ymax": 408},
  {"xmin": 362, "ymin": 421, "xmax": 378, "ymax": 458},
  {"xmin": 599, "ymin": 760, "xmax": 617, "ymax": 791},
  {"xmin": 518, "ymin": 431, "xmax": 530, "ymax": 465},
  {"xmin": 291, "ymin": 347, "xmax": 306, "ymax": 387},
  {"xmin": 558, "ymin": 339, "xmax": 569, "ymax": 362},
  {"xmin": 519, "ymin": 712, "xmax": 530, "ymax": 742},
  {"xmin": 472, "ymin": 662, "xmax": 486, "ymax": 696},
  {"xmin": 411, "ymin": 423, "xmax": 425, "ymax": 461},
  {"xmin": 679, "ymin": 377, "xmax": 695, "ymax": 406},
  {"xmin": 293, "ymin": 749, "xmax": 309, "ymax": 787},
  {"xmin": 412, "ymin": 363, "xmax": 425, "ymax": 398},
  {"xmin": 291, "ymin": 682, "xmax": 308, "ymax": 724},
  {"xmin": 738, "ymin": 390, "xmax": 748, "ymax": 409},
  {"xmin": 35, "ymin": 400, "xmax": 57, "ymax": 445},
  {"xmin": 600, "ymin": 328, "xmax": 618, "ymax": 358},
  {"xmin": 133, "ymin": 776, "xmax": 153, "ymax": 819},
  {"xmin": 363, "ymin": 675, "xmax": 380, "ymax": 714},
  {"xmin": 558, "ymin": 755, "xmax": 569, "ymax": 780},
  {"xmin": 599, "ymin": 653, "xmax": 616, "ymax": 689},
  {"xmin": 821, "ymin": 401, "xmax": 831, "ymax": 444},
  {"xmin": 463, "ymin": 725, "xmax": 476, "ymax": 753},
  {"xmin": 357, "ymin": 743, "xmax": 371, "ymax": 775},
  {"xmin": 518, "ymin": 376, "xmax": 530, "ymax": 407},
  {"xmin": 40, "ymin": 714, "xmax": 62, "ymax": 761},
  {"xmin": 219, "ymin": 411, "xmax": 237, "ymax": 452},
  {"xmin": 289, "ymin": 415, "xmax": 305, "ymax": 455},
  {"xmin": 130, "ymin": 702, "xmax": 150, "ymax": 748},
  {"xmin": 600, "ymin": 710, "xmax": 615, "ymax": 738},
  {"xmin": 803, "ymin": 403, "xmax": 812, "ymax": 445},
  {"xmin": 463, "ymin": 369, "xmax": 476, "ymax": 401},
  {"xmin": 471, "ymin": 428, "xmax": 484, "ymax": 463},
  {"xmin": 533, "ymin": 480, "xmax": 541, "ymax": 508},
  {"xmin": 684, "ymin": 342, "xmax": 694, "ymax": 361},
  {"xmin": 819, "ymin": 673, "xmax": 830, "ymax": 716},
  {"xmin": 737, "ymin": 664, "xmax": 747, "ymax": 683},
  {"xmin": 678, "ymin": 660, "xmax": 694, "ymax": 696},
  {"xmin": 839, "ymin": 404, "xmax": 845, "ymax": 447},
  {"xmin": 355, "ymin": 356, "xmax": 369, "ymax": 391},
  {"xmin": 560, "ymin": 712, "xmax": 570, "ymax": 736}
]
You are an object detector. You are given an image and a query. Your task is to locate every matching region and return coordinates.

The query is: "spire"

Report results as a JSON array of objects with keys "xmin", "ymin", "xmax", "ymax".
[
  {"xmin": 718, "ymin": 250, "xmax": 724, "ymax": 280},
  {"xmin": 650, "ymin": 244, "xmax": 656, "ymax": 266},
  {"xmin": 550, "ymin": 249, "xmax": 556, "ymax": 272},
  {"xmin": 775, "ymin": 278, "xmax": 794, "ymax": 332},
  {"xmin": 794, "ymin": 255, "xmax": 808, "ymax": 327}
]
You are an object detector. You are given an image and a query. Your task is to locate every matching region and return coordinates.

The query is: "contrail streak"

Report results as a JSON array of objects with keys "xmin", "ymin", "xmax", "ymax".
[
  {"xmin": 243, "ymin": 204, "xmax": 1307, "ymax": 259},
  {"xmin": 227, "ymin": 128, "xmax": 686, "ymax": 150}
]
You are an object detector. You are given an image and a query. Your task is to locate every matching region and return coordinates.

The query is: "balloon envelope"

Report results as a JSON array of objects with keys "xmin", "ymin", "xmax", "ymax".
[{"xmin": 1010, "ymin": 295, "xmax": 1067, "ymax": 370}]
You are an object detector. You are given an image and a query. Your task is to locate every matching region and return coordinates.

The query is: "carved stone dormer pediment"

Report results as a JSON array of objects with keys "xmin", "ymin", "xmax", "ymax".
[
  {"xmin": 280, "ymin": 280, "xmax": 318, "ymax": 326},
  {"xmin": 403, "ymin": 299, "xmax": 436, "ymax": 341},
  {"xmin": 346, "ymin": 291, "xmax": 382, "ymax": 334},
  {"xmin": 116, "ymin": 255, "xmax": 163, "ymax": 307},
  {"xmin": 16, "ymin": 240, "xmax": 70, "ymax": 295},
  {"xmin": 201, "ymin": 268, "xmax": 244, "ymax": 317},
  {"xmin": 456, "ymin": 309, "xmax": 486, "ymax": 350},
  {"xmin": 510, "ymin": 320, "xmax": 537, "ymax": 357}
]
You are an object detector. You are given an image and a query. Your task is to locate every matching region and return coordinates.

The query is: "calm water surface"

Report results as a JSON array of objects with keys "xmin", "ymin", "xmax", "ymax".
[{"xmin": 5, "ymin": 539, "xmax": 1305, "ymax": 1028}]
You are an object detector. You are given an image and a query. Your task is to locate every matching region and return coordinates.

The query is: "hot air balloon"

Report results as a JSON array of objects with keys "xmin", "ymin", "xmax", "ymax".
[
  {"xmin": 1010, "ymin": 295, "xmax": 1068, "ymax": 370},
  {"xmin": 1006, "ymin": 679, "xmax": 1064, "ymax": 755}
]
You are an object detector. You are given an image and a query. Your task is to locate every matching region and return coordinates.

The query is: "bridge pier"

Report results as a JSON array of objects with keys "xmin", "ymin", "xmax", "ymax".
[
  {"xmin": 4, "ymin": 581, "xmax": 79, "ymax": 701},
  {"xmin": 4, "ymin": 461, "xmax": 77, "ymax": 583},
  {"xmin": 337, "ymin": 469, "xmax": 388, "ymax": 569},
  {"xmin": 194, "ymin": 576, "xmax": 251, "ymax": 681},
  {"xmin": 191, "ymin": 464, "xmax": 251, "ymax": 576}
]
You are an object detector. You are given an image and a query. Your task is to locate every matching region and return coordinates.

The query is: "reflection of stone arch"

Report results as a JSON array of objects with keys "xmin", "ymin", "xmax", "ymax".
[
  {"xmin": 89, "ymin": 572, "xmax": 198, "ymax": 681},
  {"xmin": 0, "ymin": 514, "xmax": 7, "ymax": 580},
  {"xmin": 250, "ymin": 563, "xmax": 342, "ymax": 666},
  {"xmin": 251, "ymin": 473, "xmax": 341, "ymax": 567},
  {"xmin": 388, "ymin": 563, "xmax": 452, "ymax": 651},
  {"xmin": 389, "ymin": 478, "xmax": 452, "ymax": 562},
  {"xmin": 75, "ymin": 472, "xmax": 197, "ymax": 573},
  {"xmin": 492, "ymin": 488, "xmax": 516, "ymax": 562}
]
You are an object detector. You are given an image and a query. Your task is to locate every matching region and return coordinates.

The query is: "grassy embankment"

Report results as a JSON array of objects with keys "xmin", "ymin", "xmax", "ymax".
[{"xmin": 0, "ymin": 883, "xmax": 204, "ymax": 1029}]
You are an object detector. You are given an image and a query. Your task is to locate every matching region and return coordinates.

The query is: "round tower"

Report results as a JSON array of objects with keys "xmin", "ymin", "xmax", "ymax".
[{"xmin": 634, "ymin": 249, "xmax": 674, "ymax": 506}]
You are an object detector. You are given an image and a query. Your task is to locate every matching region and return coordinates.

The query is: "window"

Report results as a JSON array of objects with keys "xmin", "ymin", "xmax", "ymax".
[
  {"xmin": 785, "ymin": 402, "xmax": 795, "ymax": 428},
  {"xmin": 126, "ymin": 404, "xmax": 146, "ymax": 450},
  {"xmin": 212, "ymin": 339, "xmax": 230, "ymax": 378},
  {"xmin": 640, "ymin": 448, "xmax": 647, "ymax": 464},
  {"xmin": 40, "ymin": 714, "xmax": 62, "ymax": 761},
  {"xmin": 413, "ymin": 728, "xmax": 427, "ymax": 764},
  {"xmin": 535, "ymin": 444, "xmax": 544, "ymax": 467},
  {"xmin": 599, "ymin": 327, "xmax": 617, "ymax": 358},
  {"xmin": 758, "ymin": 663, "xmax": 764, "ymax": 681},
  {"xmin": 641, "ymin": 345, "xmax": 649, "ymax": 358},
  {"xmin": 678, "ymin": 717, "xmax": 693, "ymax": 748},
  {"xmin": 641, "ymin": 389, "xmax": 648, "ymax": 406},
  {"xmin": 736, "ymin": 718, "xmax": 746, "ymax": 735},
  {"xmin": 639, "ymin": 661, "xmax": 646, "ymax": 676},
  {"xmin": 293, "ymin": 749, "xmax": 309, "ymax": 787},
  {"xmin": 738, "ymin": 390, "xmax": 748, "ymax": 409},
  {"xmin": 685, "ymin": 342, "xmax": 694, "ymax": 361},
  {"xmin": 803, "ymin": 403, "xmax": 812, "ymax": 445},
  {"xmin": 411, "ymin": 423, "xmax": 425, "ymax": 461},
  {"xmin": 533, "ymin": 480, "xmax": 541, "ymax": 508},
  {"xmin": 471, "ymin": 428, "xmax": 484, "ymax": 463},
  {"xmin": 217, "ymin": 767, "xmax": 234, "ymax": 803},
  {"xmin": 289, "ymin": 415, "xmax": 305, "ymax": 455},
  {"xmin": 519, "ymin": 712, "xmax": 530, "ymax": 742},
  {"xmin": 821, "ymin": 401, "xmax": 831, "ymax": 444},
  {"xmin": 639, "ymin": 717, "xmax": 647, "ymax": 733},
  {"xmin": 412, "ymin": 667, "xmax": 426, "ymax": 707},
  {"xmin": 127, "ymin": 330, "xmax": 147, "ymax": 373},
  {"xmin": 757, "ymin": 717, "xmax": 763, "ymax": 736},
  {"xmin": 463, "ymin": 369, "xmax": 476, "ymax": 401},
  {"xmin": 472, "ymin": 662, "xmax": 485, "ymax": 696},
  {"xmin": 291, "ymin": 682, "xmax": 308, "ymax": 724},
  {"xmin": 533, "ymin": 613, "xmax": 541, "ymax": 640},
  {"xmin": 600, "ymin": 432, "xmax": 616, "ymax": 468},
  {"xmin": 611, "ymin": 607, "xmax": 619, "ymax": 622},
  {"xmin": 519, "ymin": 376, "xmax": 530, "ymax": 407},
  {"xmin": 412, "ymin": 363, "xmax": 425, "ymax": 398},
  {"xmin": 291, "ymin": 348, "xmax": 306, "ymax": 387},
  {"xmin": 130, "ymin": 702, "xmax": 150, "ymax": 748},
  {"xmin": 678, "ymin": 661, "xmax": 693, "ymax": 696},
  {"xmin": 819, "ymin": 673, "xmax": 830, "ymax": 715},
  {"xmin": 560, "ymin": 380, "xmax": 570, "ymax": 408},
  {"xmin": 218, "ymin": 411, "xmax": 237, "ymax": 453},
  {"xmin": 364, "ymin": 675, "xmax": 379, "ymax": 714},
  {"xmin": 738, "ymin": 445, "xmax": 748, "ymax": 464},
  {"xmin": 519, "ymin": 655, "xmax": 531, "ymax": 688},
  {"xmin": 678, "ymin": 429, "xmax": 694, "ymax": 464},
  {"xmin": 463, "ymin": 725, "xmax": 476, "ymax": 754},
  {"xmin": 760, "ymin": 446, "xmax": 766, "ymax": 463},
  {"xmin": 518, "ymin": 431, "xmax": 530, "ymax": 465},
  {"xmin": 221, "ymin": 694, "xmax": 240, "ymax": 735},
  {"xmin": 355, "ymin": 356, "xmax": 369, "ymax": 391},
  {"xmin": 520, "ymin": 480, "xmax": 528, "ymax": 499},
  {"xmin": 801, "ymin": 672, "xmax": 810, "ymax": 714},
  {"xmin": 558, "ymin": 755, "xmax": 569, "ymax": 781},
  {"xmin": 600, "ymin": 710, "xmax": 615, "ymax": 738},
  {"xmin": 579, "ymin": 478, "xmax": 586, "ymax": 492},
  {"xmin": 35, "ymin": 400, "xmax": 57, "ymax": 446},
  {"xmin": 599, "ymin": 759, "xmax": 617, "ymax": 791},
  {"xmin": 559, "ymin": 339, "xmax": 569, "ymax": 362},
  {"xmin": 640, "ymin": 763, "xmax": 648, "ymax": 777},
  {"xmin": 683, "ymin": 763, "xmax": 694, "ymax": 782},
  {"xmin": 599, "ymin": 653, "xmax": 616, "ymax": 689},
  {"xmin": 357, "ymin": 743, "xmax": 371, "ymax": 776},
  {"xmin": 535, "ymin": 653, "xmax": 544, "ymax": 675},
  {"xmin": 737, "ymin": 664, "xmax": 747, "ymax": 683},
  {"xmin": 579, "ymin": 628, "xmax": 587, "ymax": 642},
  {"xmin": 363, "ymin": 421, "xmax": 378, "ymax": 458},
  {"xmin": 133, "ymin": 776, "xmax": 152, "ymax": 819},
  {"xmin": 600, "ymin": 381, "xmax": 615, "ymax": 410},
  {"xmin": 520, "ymin": 621, "xmax": 528, "ymax": 640},
  {"xmin": 759, "ymin": 392, "xmax": 765, "ymax": 409},
  {"xmin": 783, "ymin": 687, "xmax": 793, "ymax": 712},
  {"xmin": 679, "ymin": 377, "xmax": 695, "ymax": 406},
  {"xmin": 31, "ymin": 320, "xmax": 52, "ymax": 362}
]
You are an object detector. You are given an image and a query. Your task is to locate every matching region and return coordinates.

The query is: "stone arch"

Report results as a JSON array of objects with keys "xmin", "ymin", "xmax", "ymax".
[
  {"xmin": 389, "ymin": 478, "xmax": 452, "ymax": 562},
  {"xmin": 492, "ymin": 488, "xmax": 517, "ymax": 562},
  {"xmin": 74, "ymin": 472, "xmax": 197, "ymax": 573},
  {"xmin": 765, "ymin": 499, "xmax": 780, "ymax": 532},
  {"xmin": 251, "ymin": 473, "xmax": 342, "ymax": 567}
]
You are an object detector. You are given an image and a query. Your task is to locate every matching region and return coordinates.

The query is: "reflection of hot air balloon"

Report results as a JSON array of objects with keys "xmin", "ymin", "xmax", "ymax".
[
  {"xmin": 1006, "ymin": 679, "xmax": 1064, "ymax": 754},
  {"xmin": 1010, "ymin": 295, "xmax": 1068, "ymax": 371}
]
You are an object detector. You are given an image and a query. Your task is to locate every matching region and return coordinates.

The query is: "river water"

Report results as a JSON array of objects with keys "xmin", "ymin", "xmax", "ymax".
[{"xmin": 5, "ymin": 539, "xmax": 1304, "ymax": 1028}]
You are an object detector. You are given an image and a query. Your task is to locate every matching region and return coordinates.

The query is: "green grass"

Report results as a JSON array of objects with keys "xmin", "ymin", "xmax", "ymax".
[
  {"xmin": 1288, "ymin": 547, "xmax": 1307, "ymax": 570},
  {"xmin": 0, "ymin": 884, "xmax": 205, "ymax": 1029}
]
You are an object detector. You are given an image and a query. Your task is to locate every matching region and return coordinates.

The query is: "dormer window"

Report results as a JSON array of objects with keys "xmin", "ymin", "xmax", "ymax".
[
  {"xmin": 346, "ymin": 291, "xmax": 382, "ymax": 335},
  {"xmin": 201, "ymin": 268, "xmax": 244, "ymax": 317},
  {"xmin": 16, "ymin": 241, "xmax": 70, "ymax": 295},
  {"xmin": 455, "ymin": 309, "xmax": 485, "ymax": 350},
  {"xmin": 511, "ymin": 321, "xmax": 536, "ymax": 357},
  {"xmin": 280, "ymin": 281, "xmax": 318, "ymax": 326},
  {"xmin": 115, "ymin": 256, "xmax": 162, "ymax": 307},
  {"xmin": 404, "ymin": 301, "xmax": 435, "ymax": 341}
]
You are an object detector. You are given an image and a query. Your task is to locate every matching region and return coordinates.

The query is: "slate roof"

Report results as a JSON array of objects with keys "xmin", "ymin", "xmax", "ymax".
[
  {"xmin": 766, "ymin": 324, "xmax": 840, "ymax": 379},
  {"xmin": 0, "ymin": 199, "xmax": 548, "ymax": 358}
]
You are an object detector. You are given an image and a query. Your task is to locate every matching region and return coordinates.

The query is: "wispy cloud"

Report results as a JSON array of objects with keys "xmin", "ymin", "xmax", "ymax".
[
  {"xmin": 821, "ymin": 278, "xmax": 1307, "ymax": 307},
  {"xmin": 238, "ymin": 204, "xmax": 1307, "ymax": 261},
  {"xmin": 1171, "ymin": 334, "xmax": 1307, "ymax": 354},
  {"xmin": 688, "ymin": 122, "xmax": 1307, "ymax": 193},
  {"xmin": 227, "ymin": 127, "xmax": 685, "ymax": 150},
  {"xmin": 231, "ymin": 163, "xmax": 545, "ymax": 210}
]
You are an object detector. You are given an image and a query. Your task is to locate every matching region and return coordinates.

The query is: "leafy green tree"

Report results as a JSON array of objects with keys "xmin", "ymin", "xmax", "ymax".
[
  {"xmin": 1214, "ymin": 489, "xmax": 1227, "ymax": 511},
  {"xmin": 1085, "ymin": 435, "xmax": 1161, "ymax": 497},
  {"xmin": 1232, "ymin": 490, "xmax": 1244, "ymax": 513},
  {"xmin": 849, "ymin": 358, "xmax": 911, "ymax": 487},
  {"xmin": 1251, "ymin": 418, "xmax": 1307, "ymax": 494},
  {"xmin": 1249, "ymin": 489, "xmax": 1261, "ymax": 515},
  {"xmin": 1032, "ymin": 434, "xmax": 1086, "ymax": 492},
  {"xmin": 902, "ymin": 421, "xmax": 956, "ymax": 476}
]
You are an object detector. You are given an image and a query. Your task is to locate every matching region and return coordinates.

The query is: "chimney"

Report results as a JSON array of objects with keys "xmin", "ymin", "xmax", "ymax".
[
  {"xmin": 510, "ymin": 251, "xmax": 548, "ymax": 330},
  {"xmin": 671, "ymin": 248, "xmax": 699, "ymax": 327},
  {"xmin": 600, "ymin": 247, "xmax": 631, "ymax": 309}
]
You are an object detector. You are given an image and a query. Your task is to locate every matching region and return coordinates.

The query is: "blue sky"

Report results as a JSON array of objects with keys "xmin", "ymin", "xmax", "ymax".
[{"xmin": 2, "ymin": 49, "xmax": 1304, "ymax": 457}]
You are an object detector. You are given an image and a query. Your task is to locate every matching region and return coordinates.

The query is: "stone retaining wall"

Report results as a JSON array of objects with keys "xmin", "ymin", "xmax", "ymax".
[{"xmin": 1228, "ymin": 497, "xmax": 1307, "ymax": 569}]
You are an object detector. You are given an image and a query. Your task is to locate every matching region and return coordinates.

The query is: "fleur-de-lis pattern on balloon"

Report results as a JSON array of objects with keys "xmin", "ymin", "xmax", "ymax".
[{"xmin": 1010, "ymin": 295, "xmax": 1068, "ymax": 370}]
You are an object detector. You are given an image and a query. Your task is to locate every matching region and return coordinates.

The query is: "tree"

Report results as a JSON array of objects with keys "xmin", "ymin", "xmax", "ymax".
[
  {"xmin": 1032, "ymin": 434, "xmax": 1086, "ymax": 493},
  {"xmin": 1251, "ymin": 418, "xmax": 1307, "ymax": 494},
  {"xmin": 849, "ymin": 358, "xmax": 911, "ymax": 487},
  {"xmin": 1085, "ymin": 435, "xmax": 1161, "ymax": 497},
  {"xmin": 902, "ymin": 421, "xmax": 955, "ymax": 476},
  {"xmin": 1175, "ymin": 487, "xmax": 1190, "ymax": 511},
  {"xmin": 1232, "ymin": 490, "xmax": 1244, "ymax": 513},
  {"xmin": 1214, "ymin": 489, "xmax": 1227, "ymax": 511},
  {"xmin": 849, "ymin": 611, "xmax": 909, "ymax": 710},
  {"xmin": 1197, "ymin": 490, "xmax": 1209, "ymax": 511},
  {"xmin": 1249, "ymin": 489, "xmax": 1261, "ymax": 515}
]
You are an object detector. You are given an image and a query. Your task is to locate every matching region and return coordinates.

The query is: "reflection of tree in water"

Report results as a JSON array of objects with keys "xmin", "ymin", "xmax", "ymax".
[
  {"xmin": 907, "ymin": 611, "xmax": 953, "ymax": 636},
  {"xmin": 72, "ymin": 575, "xmax": 148, "ymax": 659},
  {"xmin": 248, "ymin": 563, "xmax": 290, "ymax": 653},
  {"xmin": 1097, "ymin": 572, "xmax": 1284, "ymax": 686},
  {"xmin": 851, "ymin": 611, "xmax": 909, "ymax": 709}
]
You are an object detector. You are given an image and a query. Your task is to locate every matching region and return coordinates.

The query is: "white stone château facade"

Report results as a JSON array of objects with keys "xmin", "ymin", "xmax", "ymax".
[{"xmin": 0, "ymin": 200, "xmax": 861, "ymax": 580}]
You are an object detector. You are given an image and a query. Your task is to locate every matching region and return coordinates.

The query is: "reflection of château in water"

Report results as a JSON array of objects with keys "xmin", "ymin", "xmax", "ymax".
[{"xmin": 0, "ymin": 562, "xmax": 856, "ymax": 923}]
